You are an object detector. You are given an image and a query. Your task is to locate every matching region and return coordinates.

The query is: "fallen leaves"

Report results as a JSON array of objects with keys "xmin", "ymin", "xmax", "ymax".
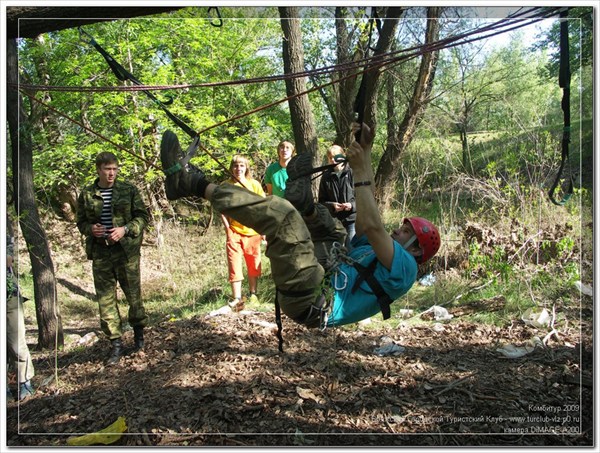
[{"xmin": 6, "ymin": 311, "xmax": 591, "ymax": 447}]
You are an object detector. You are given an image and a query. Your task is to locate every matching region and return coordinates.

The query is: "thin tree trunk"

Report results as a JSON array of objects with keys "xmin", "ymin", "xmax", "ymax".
[
  {"xmin": 7, "ymin": 38, "xmax": 64, "ymax": 350},
  {"xmin": 360, "ymin": 7, "xmax": 402, "ymax": 130},
  {"xmin": 328, "ymin": 7, "xmax": 401, "ymax": 148},
  {"xmin": 279, "ymin": 6, "xmax": 318, "ymax": 159},
  {"xmin": 460, "ymin": 126, "xmax": 470, "ymax": 170},
  {"xmin": 331, "ymin": 6, "xmax": 357, "ymax": 146},
  {"xmin": 375, "ymin": 7, "xmax": 441, "ymax": 204}
]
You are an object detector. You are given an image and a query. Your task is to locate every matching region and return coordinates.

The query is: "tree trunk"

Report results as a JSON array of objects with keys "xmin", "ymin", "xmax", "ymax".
[
  {"xmin": 330, "ymin": 6, "xmax": 358, "ymax": 147},
  {"xmin": 324, "ymin": 7, "xmax": 401, "ymax": 149},
  {"xmin": 374, "ymin": 7, "xmax": 441, "ymax": 203},
  {"xmin": 7, "ymin": 38, "xmax": 64, "ymax": 350},
  {"xmin": 279, "ymin": 6, "xmax": 318, "ymax": 159},
  {"xmin": 459, "ymin": 125, "xmax": 471, "ymax": 171},
  {"xmin": 360, "ymin": 7, "xmax": 402, "ymax": 130}
]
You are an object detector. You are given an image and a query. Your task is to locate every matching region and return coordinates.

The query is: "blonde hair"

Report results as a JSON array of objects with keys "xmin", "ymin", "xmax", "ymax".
[{"xmin": 229, "ymin": 154, "xmax": 252, "ymax": 178}]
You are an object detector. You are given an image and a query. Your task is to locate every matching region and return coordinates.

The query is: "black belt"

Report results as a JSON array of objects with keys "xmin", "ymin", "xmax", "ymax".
[{"xmin": 94, "ymin": 238, "xmax": 119, "ymax": 247}]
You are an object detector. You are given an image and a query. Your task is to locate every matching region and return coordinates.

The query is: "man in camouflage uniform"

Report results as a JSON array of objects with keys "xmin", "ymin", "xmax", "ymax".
[{"xmin": 76, "ymin": 152, "xmax": 149, "ymax": 365}]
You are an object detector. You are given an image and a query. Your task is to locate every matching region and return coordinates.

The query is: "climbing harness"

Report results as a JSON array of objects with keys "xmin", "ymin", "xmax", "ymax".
[
  {"xmin": 548, "ymin": 9, "xmax": 575, "ymax": 206},
  {"xmin": 328, "ymin": 242, "xmax": 351, "ymax": 291},
  {"xmin": 272, "ymin": 241, "xmax": 354, "ymax": 353},
  {"xmin": 329, "ymin": 242, "xmax": 394, "ymax": 321},
  {"xmin": 351, "ymin": 258, "xmax": 393, "ymax": 320}
]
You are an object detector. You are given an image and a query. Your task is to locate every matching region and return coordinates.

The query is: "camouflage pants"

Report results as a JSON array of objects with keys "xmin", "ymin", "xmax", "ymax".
[
  {"xmin": 7, "ymin": 293, "xmax": 34, "ymax": 384},
  {"xmin": 92, "ymin": 244, "xmax": 148, "ymax": 339},
  {"xmin": 211, "ymin": 184, "xmax": 346, "ymax": 327}
]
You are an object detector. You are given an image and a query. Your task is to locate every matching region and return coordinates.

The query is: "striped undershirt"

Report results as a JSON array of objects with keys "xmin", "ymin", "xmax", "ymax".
[{"xmin": 98, "ymin": 187, "xmax": 113, "ymax": 232}]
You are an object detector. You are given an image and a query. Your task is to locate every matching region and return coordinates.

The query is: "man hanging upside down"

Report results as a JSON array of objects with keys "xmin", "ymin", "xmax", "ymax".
[{"xmin": 161, "ymin": 123, "xmax": 440, "ymax": 330}]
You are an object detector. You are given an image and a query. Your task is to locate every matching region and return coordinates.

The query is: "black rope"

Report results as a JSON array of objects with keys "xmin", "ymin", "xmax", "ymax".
[
  {"xmin": 548, "ymin": 9, "xmax": 574, "ymax": 206},
  {"xmin": 274, "ymin": 292, "xmax": 284, "ymax": 353},
  {"xmin": 207, "ymin": 7, "xmax": 223, "ymax": 27},
  {"xmin": 79, "ymin": 27, "xmax": 198, "ymax": 139}
]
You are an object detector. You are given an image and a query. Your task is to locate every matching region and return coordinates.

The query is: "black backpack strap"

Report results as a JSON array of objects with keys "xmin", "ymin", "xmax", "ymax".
[{"xmin": 351, "ymin": 258, "xmax": 393, "ymax": 320}]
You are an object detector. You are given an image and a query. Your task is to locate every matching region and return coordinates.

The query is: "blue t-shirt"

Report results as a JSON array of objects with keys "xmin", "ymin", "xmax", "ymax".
[{"xmin": 327, "ymin": 235, "xmax": 418, "ymax": 326}]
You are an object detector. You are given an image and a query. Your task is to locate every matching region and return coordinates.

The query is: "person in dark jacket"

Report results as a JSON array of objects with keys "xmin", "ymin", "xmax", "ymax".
[
  {"xmin": 318, "ymin": 145, "xmax": 356, "ymax": 248},
  {"xmin": 76, "ymin": 152, "xmax": 149, "ymax": 365}
]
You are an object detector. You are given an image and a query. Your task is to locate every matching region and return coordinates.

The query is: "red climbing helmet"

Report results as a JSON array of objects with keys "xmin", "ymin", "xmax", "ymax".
[{"xmin": 403, "ymin": 217, "xmax": 441, "ymax": 264}]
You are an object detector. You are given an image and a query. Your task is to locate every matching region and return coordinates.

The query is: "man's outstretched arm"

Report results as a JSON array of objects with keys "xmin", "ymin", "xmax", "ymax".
[{"xmin": 346, "ymin": 124, "xmax": 395, "ymax": 270}]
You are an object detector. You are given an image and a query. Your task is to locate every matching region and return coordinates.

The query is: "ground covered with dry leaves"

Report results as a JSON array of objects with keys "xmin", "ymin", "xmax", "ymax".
[
  {"xmin": 6, "ymin": 216, "xmax": 593, "ymax": 447},
  {"xmin": 7, "ymin": 303, "xmax": 592, "ymax": 447}
]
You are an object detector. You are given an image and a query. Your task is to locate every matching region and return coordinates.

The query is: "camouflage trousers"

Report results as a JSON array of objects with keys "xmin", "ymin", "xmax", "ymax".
[
  {"xmin": 7, "ymin": 294, "xmax": 34, "ymax": 384},
  {"xmin": 92, "ymin": 244, "xmax": 148, "ymax": 339},
  {"xmin": 211, "ymin": 184, "xmax": 346, "ymax": 327}
]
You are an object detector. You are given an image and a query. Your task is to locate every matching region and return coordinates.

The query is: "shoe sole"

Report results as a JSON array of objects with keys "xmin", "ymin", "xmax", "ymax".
[
  {"xmin": 161, "ymin": 131, "xmax": 183, "ymax": 200},
  {"xmin": 287, "ymin": 153, "xmax": 313, "ymax": 180},
  {"xmin": 285, "ymin": 153, "xmax": 315, "ymax": 214}
]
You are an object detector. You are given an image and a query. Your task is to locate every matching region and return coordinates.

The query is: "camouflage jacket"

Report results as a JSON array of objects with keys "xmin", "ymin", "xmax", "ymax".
[{"xmin": 76, "ymin": 179, "xmax": 149, "ymax": 260}]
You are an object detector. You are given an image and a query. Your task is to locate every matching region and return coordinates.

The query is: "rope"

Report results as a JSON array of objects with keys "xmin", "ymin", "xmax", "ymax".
[
  {"xmin": 274, "ymin": 292, "xmax": 284, "ymax": 353},
  {"xmin": 14, "ymin": 6, "xmax": 563, "ymax": 97},
  {"xmin": 22, "ymin": 91, "xmax": 162, "ymax": 171},
  {"xmin": 548, "ymin": 9, "xmax": 574, "ymax": 206},
  {"xmin": 207, "ymin": 7, "xmax": 223, "ymax": 27},
  {"xmin": 78, "ymin": 26, "xmax": 198, "ymax": 139},
  {"xmin": 15, "ymin": 6, "xmax": 567, "ymax": 181}
]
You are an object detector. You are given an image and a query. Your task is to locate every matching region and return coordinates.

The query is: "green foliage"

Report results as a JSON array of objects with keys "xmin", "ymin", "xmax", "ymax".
[
  {"xmin": 20, "ymin": 14, "xmax": 291, "ymax": 214},
  {"xmin": 530, "ymin": 7, "xmax": 594, "ymax": 77},
  {"xmin": 466, "ymin": 242, "xmax": 512, "ymax": 282}
]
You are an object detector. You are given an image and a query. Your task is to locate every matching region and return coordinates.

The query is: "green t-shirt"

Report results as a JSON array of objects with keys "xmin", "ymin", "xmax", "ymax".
[{"xmin": 264, "ymin": 162, "xmax": 288, "ymax": 198}]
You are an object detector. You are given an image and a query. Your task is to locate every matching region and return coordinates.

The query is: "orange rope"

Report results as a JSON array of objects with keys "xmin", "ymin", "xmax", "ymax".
[
  {"xmin": 23, "ymin": 92, "xmax": 161, "ymax": 171},
  {"xmin": 22, "ymin": 90, "xmax": 249, "ymax": 189}
]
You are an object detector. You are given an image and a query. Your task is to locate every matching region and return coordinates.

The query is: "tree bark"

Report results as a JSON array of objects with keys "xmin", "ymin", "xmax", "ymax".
[
  {"xmin": 330, "ymin": 7, "xmax": 357, "ymax": 147},
  {"xmin": 321, "ymin": 7, "xmax": 401, "ymax": 149},
  {"xmin": 374, "ymin": 7, "xmax": 441, "ymax": 203},
  {"xmin": 279, "ymin": 7, "xmax": 319, "ymax": 160},
  {"xmin": 360, "ymin": 7, "xmax": 402, "ymax": 131},
  {"xmin": 7, "ymin": 39, "xmax": 64, "ymax": 350}
]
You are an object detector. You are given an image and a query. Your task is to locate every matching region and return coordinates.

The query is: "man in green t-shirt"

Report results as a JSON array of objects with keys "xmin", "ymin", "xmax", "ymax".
[{"xmin": 264, "ymin": 140, "xmax": 295, "ymax": 197}]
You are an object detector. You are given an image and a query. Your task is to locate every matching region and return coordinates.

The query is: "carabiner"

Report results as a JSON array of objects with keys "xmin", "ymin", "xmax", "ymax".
[{"xmin": 333, "ymin": 269, "xmax": 348, "ymax": 291}]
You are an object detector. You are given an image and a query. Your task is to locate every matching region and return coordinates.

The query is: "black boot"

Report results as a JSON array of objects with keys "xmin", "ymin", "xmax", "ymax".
[
  {"xmin": 133, "ymin": 326, "xmax": 144, "ymax": 350},
  {"xmin": 285, "ymin": 153, "xmax": 315, "ymax": 216},
  {"xmin": 106, "ymin": 338, "xmax": 123, "ymax": 366},
  {"xmin": 161, "ymin": 130, "xmax": 208, "ymax": 200}
]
